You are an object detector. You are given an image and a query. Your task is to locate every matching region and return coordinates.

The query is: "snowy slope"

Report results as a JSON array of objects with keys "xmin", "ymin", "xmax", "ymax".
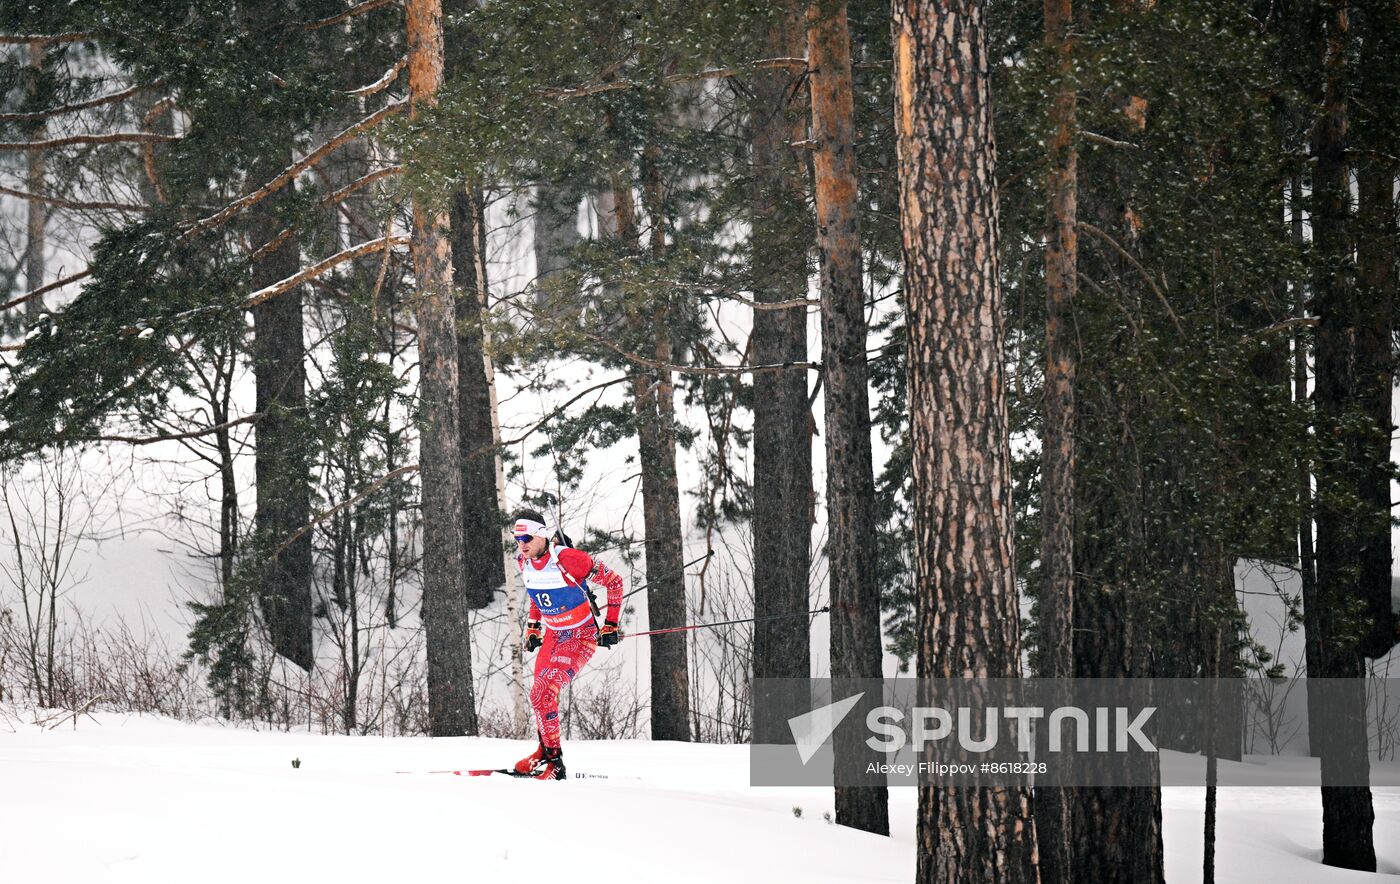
[{"xmin": 3, "ymin": 709, "xmax": 1399, "ymax": 884}]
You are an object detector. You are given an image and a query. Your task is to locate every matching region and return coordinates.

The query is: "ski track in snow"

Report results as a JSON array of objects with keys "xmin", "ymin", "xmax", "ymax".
[{"xmin": 3, "ymin": 709, "xmax": 1399, "ymax": 883}]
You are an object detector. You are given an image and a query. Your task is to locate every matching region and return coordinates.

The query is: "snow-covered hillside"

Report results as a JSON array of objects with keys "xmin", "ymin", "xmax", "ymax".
[{"xmin": 3, "ymin": 708, "xmax": 1398, "ymax": 883}]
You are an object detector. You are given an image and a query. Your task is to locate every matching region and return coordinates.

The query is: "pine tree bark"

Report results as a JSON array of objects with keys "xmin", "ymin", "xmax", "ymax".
[
  {"xmin": 1354, "ymin": 0, "xmax": 1398, "ymax": 660},
  {"xmin": 408, "ymin": 0, "xmax": 476, "ymax": 737},
  {"xmin": 1310, "ymin": 0, "xmax": 1376, "ymax": 870},
  {"xmin": 637, "ymin": 143, "xmax": 691, "ymax": 742},
  {"xmin": 451, "ymin": 187, "xmax": 506, "ymax": 609},
  {"xmin": 605, "ymin": 136, "xmax": 692, "ymax": 741},
  {"xmin": 894, "ymin": 0, "xmax": 1036, "ymax": 877},
  {"xmin": 249, "ymin": 141, "xmax": 314, "ymax": 672},
  {"xmin": 1035, "ymin": 0, "xmax": 1077, "ymax": 879},
  {"xmin": 1070, "ymin": 441, "xmax": 1164, "ymax": 883},
  {"xmin": 810, "ymin": 0, "xmax": 888, "ymax": 836},
  {"xmin": 1059, "ymin": 2, "xmax": 1164, "ymax": 872},
  {"xmin": 750, "ymin": 0, "xmax": 814, "ymax": 745}
]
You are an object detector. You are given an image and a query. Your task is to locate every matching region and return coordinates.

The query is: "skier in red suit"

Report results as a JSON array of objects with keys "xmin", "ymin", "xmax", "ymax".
[{"xmin": 510, "ymin": 509, "xmax": 624, "ymax": 780}]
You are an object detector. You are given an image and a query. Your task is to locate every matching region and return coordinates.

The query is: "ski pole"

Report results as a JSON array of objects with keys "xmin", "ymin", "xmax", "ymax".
[
  {"xmin": 621, "ymin": 550, "xmax": 716, "ymax": 601},
  {"xmin": 624, "ymin": 605, "xmax": 830, "ymax": 639}
]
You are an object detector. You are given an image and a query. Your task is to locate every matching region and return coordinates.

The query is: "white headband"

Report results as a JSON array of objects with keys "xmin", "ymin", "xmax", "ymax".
[{"xmin": 512, "ymin": 519, "xmax": 551, "ymax": 539}]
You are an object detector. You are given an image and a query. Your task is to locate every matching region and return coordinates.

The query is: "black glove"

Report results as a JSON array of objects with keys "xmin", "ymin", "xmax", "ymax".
[
  {"xmin": 524, "ymin": 621, "xmax": 543, "ymax": 653},
  {"xmin": 598, "ymin": 620, "xmax": 621, "ymax": 648}
]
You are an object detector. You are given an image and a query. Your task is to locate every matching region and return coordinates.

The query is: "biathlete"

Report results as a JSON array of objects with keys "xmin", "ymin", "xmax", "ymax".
[{"xmin": 509, "ymin": 509, "xmax": 624, "ymax": 780}]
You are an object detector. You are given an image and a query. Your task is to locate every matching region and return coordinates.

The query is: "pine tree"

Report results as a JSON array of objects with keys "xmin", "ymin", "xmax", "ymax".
[
  {"xmin": 406, "ymin": 0, "xmax": 476, "ymax": 737},
  {"xmin": 810, "ymin": 0, "xmax": 888, "ymax": 836},
  {"xmin": 894, "ymin": 0, "xmax": 1037, "ymax": 878},
  {"xmin": 749, "ymin": 0, "xmax": 814, "ymax": 745}
]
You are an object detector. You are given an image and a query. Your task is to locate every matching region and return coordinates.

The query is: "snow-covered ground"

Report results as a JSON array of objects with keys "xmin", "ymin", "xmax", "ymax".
[{"xmin": 3, "ymin": 708, "xmax": 1398, "ymax": 884}]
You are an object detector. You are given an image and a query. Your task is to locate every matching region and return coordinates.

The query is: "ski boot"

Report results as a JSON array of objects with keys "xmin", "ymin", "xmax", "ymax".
[
  {"xmin": 513, "ymin": 741, "xmax": 546, "ymax": 775},
  {"xmin": 531, "ymin": 745, "xmax": 566, "ymax": 781}
]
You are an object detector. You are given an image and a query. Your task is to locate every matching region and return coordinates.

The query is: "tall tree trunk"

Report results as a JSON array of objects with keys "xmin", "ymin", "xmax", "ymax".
[
  {"xmin": 408, "ymin": 0, "xmax": 477, "ymax": 737},
  {"xmin": 1310, "ymin": 0, "xmax": 1376, "ymax": 870},
  {"xmin": 1291, "ymin": 173, "xmax": 1324, "ymax": 757},
  {"xmin": 810, "ymin": 0, "xmax": 888, "ymax": 836},
  {"xmin": 24, "ymin": 41, "xmax": 46, "ymax": 318},
  {"xmin": 1062, "ymin": 4, "xmax": 1164, "ymax": 871},
  {"xmin": 1354, "ymin": 0, "xmax": 1398, "ymax": 660},
  {"xmin": 452, "ymin": 188, "xmax": 506, "ymax": 609},
  {"xmin": 1071, "ymin": 444, "xmax": 1165, "ymax": 884},
  {"xmin": 604, "ymin": 132, "xmax": 692, "ymax": 741},
  {"xmin": 750, "ymin": 0, "xmax": 814, "ymax": 745},
  {"xmin": 893, "ymin": 0, "xmax": 1035, "ymax": 877},
  {"xmin": 636, "ymin": 143, "xmax": 691, "ymax": 742},
  {"xmin": 249, "ymin": 142, "xmax": 314, "ymax": 672},
  {"xmin": 1036, "ymin": 0, "xmax": 1077, "ymax": 879}
]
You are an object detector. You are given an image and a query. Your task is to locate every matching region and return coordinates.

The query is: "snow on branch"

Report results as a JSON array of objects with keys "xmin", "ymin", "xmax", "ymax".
[
  {"xmin": 0, "ymin": 131, "xmax": 179, "ymax": 151},
  {"xmin": 348, "ymin": 56, "xmax": 408, "ymax": 98},
  {"xmin": 249, "ymin": 165, "xmax": 403, "ymax": 263},
  {"xmin": 719, "ymin": 291, "xmax": 821, "ymax": 311},
  {"xmin": 243, "ymin": 235, "xmax": 409, "ymax": 309},
  {"xmin": 1082, "ymin": 131, "xmax": 1140, "ymax": 150},
  {"xmin": 301, "ymin": 0, "xmax": 397, "ymax": 32},
  {"xmin": 0, "ymin": 32, "xmax": 93, "ymax": 45},
  {"xmin": 185, "ymin": 99, "xmax": 406, "ymax": 239}
]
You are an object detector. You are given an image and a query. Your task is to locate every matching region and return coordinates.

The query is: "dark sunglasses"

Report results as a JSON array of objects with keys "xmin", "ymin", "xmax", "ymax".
[{"xmin": 514, "ymin": 534, "xmax": 536, "ymax": 544}]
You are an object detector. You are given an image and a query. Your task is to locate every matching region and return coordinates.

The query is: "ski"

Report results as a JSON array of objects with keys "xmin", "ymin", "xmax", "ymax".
[{"xmin": 394, "ymin": 767, "xmax": 612, "ymax": 780}]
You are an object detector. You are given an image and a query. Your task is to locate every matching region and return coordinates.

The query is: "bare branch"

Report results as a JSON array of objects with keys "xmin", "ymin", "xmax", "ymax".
[
  {"xmin": 271, "ymin": 463, "xmax": 420, "ymax": 559},
  {"xmin": 0, "ymin": 83, "xmax": 147, "ymax": 123},
  {"xmin": 1078, "ymin": 221, "xmax": 1184, "ymax": 336},
  {"xmin": 68, "ymin": 413, "xmax": 263, "ymax": 446},
  {"xmin": 349, "ymin": 56, "xmax": 408, "ymax": 98},
  {"xmin": 184, "ymin": 99, "xmax": 406, "ymax": 238},
  {"xmin": 0, "ymin": 131, "xmax": 179, "ymax": 151},
  {"xmin": 0, "ymin": 183, "xmax": 150, "ymax": 213},
  {"xmin": 596, "ymin": 334, "xmax": 821, "ymax": 377},
  {"xmin": 491, "ymin": 376, "xmax": 633, "ymax": 453},
  {"xmin": 244, "ymin": 235, "xmax": 409, "ymax": 308},
  {"xmin": 0, "ymin": 269, "xmax": 91, "ymax": 313}
]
